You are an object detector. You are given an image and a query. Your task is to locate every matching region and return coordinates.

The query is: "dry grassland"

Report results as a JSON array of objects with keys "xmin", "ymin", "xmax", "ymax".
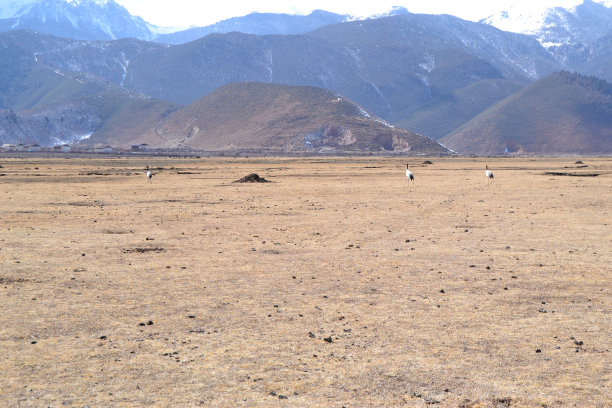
[{"xmin": 0, "ymin": 156, "xmax": 610, "ymax": 407}]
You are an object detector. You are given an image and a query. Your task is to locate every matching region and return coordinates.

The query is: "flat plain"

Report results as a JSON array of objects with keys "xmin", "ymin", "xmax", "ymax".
[{"xmin": 0, "ymin": 156, "xmax": 610, "ymax": 407}]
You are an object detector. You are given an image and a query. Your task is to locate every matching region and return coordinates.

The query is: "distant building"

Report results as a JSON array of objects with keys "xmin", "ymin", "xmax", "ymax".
[
  {"xmin": 94, "ymin": 145, "xmax": 113, "ymax": 153},
  {"xmin": 26, "ymin": 144, "xmax": 41, "ymax": 152},
  {"xmin": 53, "ymin": 144, "xmax": 72, "ymax": 152},
  {"xmin": 14, "ymin": 144, "xmax": 25, "ymax": 151},
  {"xmin": 1, "ymin": 144, "xmax": 15, "ymax": 151},
  {"xmin": 131, "ymin": 143, "xmax": 150, "ymax": 151}
]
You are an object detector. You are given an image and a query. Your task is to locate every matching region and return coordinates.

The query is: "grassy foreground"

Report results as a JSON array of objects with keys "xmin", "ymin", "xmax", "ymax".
[{"xmin": 0, "ymin": 156, "xmax": 610, "ymax": 407}]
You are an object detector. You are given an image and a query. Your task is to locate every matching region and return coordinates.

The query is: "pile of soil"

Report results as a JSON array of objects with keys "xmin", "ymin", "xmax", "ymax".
[{"xmin": 234, "ymin": 173, "xmax": 270, "ymax": 183}]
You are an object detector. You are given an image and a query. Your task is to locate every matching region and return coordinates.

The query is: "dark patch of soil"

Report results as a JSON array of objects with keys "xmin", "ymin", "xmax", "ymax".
[
  {"xmin": 494, "ymin": 397, "xmax": 512, "ymax": 407},
  {"xmin": 65, "ymin": 201, "xmax": 104, "ymax": 207},
  {"xmin": 544, "ymin": 172, "xmax": 600, "ymax": 177},
  {"xmin": 0, "ymin": 277, "xmax": 30, "ymax": 284},
  {"xmin": 234, "ymin": 173, "xmax": 270, "ymax": 183},
  {"xmin": 423, "ymin": 160, "xmax": 434, "ymax": 164},
  {"xmin": 122, "ymin": 247, "xmax": 166, "ymax": 253},
  {"xmin": 103, "ymin": 229, "xmax": 131, "ymax": 234}
]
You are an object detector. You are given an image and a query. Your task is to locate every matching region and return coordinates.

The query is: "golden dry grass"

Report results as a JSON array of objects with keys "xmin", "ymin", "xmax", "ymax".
[{"xmin": 0, "ymin": 156, "xmax": 610, "ymax": 407}]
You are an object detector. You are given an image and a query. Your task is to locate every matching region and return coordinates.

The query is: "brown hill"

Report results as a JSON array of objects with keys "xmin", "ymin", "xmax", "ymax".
[
  {"xmin": 440, "ymin": 71, "xmax": 612, "ymax": 154},
  {"xmin": 145, "ymin": 82, "xmax": 448, "ymax": 154}
]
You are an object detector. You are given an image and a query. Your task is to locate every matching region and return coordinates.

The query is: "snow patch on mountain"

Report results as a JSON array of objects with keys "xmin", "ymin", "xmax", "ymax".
[
  {"xmin": 0, "ymin": 0, "xmax": 37, "ymax": 18},
  {"xmin": 482, "ymin": 6, "xmax": 551, "ymax": 36},
  {"xmin": 51, "ymin": 132, "xmax": 92, "ymax": 146},
  {"xmin": 68, "ymin": 0, "xmax": 110, "ymax": 6},
  {"xmin": 147, "ymin": 22, "xmax": 187, "ymax": 35}
]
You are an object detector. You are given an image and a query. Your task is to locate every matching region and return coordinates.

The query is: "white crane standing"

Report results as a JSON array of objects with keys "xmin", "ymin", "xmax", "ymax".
[
  {"xmin": 146, "ymin": 166, "xmax": 152, "ymax": 183},
  {"xmin": 405, "ymin": 164, "xmax": 414, "ymax": 184},
  {"xmin": 485, "ymin": 164, "xmax": 494, "ymax": 183}
]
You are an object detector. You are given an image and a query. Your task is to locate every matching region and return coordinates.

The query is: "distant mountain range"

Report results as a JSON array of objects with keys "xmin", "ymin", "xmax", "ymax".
[
  {"xmin": 0, "ymin": 0, "xmax": 611, "ymax": 154},
  {"xmin": 0, "ymin": 15, "xmax": 560, "ymax": 146},
  {"xmin": 156, "ymin": 10, "xmax": 350, "ymax": 45},
  {"xmin": 0, "ymin": 1, "xmax": 411, "ymax": 42}
]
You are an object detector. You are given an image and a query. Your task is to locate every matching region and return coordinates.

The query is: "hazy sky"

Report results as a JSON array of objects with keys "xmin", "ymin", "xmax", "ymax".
[{"xmin": 113, "ymin": 0, "xmax": 602, "ymax": 27}]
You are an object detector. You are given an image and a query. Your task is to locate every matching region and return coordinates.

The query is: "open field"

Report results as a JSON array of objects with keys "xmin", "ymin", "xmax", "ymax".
[{"xmin": 0, "ymin": 156, "xmax": 610, "ymax": 407}]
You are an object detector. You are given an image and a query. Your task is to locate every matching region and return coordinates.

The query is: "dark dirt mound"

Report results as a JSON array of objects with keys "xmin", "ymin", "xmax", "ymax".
[
  {"xmin": 422, "ymin": 160, "xmax": 434, "ymax": 165},
  {"xmin": 234, "ymin": 173, "xmax": 270, "ymax": 183}
]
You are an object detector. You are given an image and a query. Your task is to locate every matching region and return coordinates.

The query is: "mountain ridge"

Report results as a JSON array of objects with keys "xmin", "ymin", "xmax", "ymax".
[
  {"xmin": 0, "ymin": 14, "xmax": 561, "ymax": 132},
  {"xmin": 156, "ymin": 10, "xmax": 349, "ymax": 45},
  {"xmin": 440, "ymin": 71, "xmax": 612, "ymax": 154}
]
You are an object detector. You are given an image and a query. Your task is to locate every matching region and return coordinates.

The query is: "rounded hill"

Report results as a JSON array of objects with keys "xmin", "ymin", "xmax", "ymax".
[{"xmin": 150, "ymin": 82, "xmax": 449, "ymax": 154}]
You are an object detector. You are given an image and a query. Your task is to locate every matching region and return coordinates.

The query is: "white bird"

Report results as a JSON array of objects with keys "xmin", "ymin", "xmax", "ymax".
[
  {"xmin": 405, "ymin": 164, "xmax": 414, "ymax": 184},
  {"xmin": 146, "ymin": 166, "xmax": 152, "ymax": 182},
  {"xmin": 485, "ymin": 165, "xmax": 494, "ymax": 183}
]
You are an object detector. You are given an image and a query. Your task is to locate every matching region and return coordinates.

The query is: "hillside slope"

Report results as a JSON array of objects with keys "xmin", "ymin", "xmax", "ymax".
[
  {"xmin": 0, "ymin": 89, "xmax": 178, "ymax": 147},
  {"xmin": 0, "ymin": 30, "xmax": 163, "ymax": 110},
  {"xmin": 145, "ymin": 82, "xmax": 449, "ymax": 154},
  {"xmin": 440, "ymin": 71, "xmax": 612, "ymax": 154},
  {"xmin": 396, "ymin": 79, "xmax": 525, "ymax": 140}
]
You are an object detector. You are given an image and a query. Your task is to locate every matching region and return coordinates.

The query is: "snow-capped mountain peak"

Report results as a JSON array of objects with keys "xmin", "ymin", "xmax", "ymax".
[
  {"xmin": 482, "ymin": 0, "xmax": 612, "ymax": 68},
  {"xmin": 0, "ymin": 0, "xmax": 154, "ymax": 40},
  {"xmin": 482, "ymin": 5, "xmax": 553, "ymax": 36},
  {"xmin": 482, "ymin": 0, "xmax": 612, "ymax": 43}
]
